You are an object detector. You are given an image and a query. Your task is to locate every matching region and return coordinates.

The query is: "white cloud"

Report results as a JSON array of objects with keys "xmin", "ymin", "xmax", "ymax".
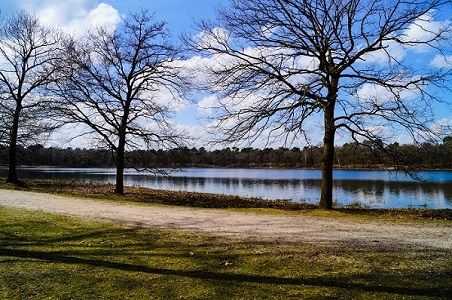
[
  {"xmin": 431, "ymin": 118, "xmax": 452, "ymax": 137},
  {"xmin": 356, "ymin": 75, "xmax": 423, "ymax": 105},
  {"xmin": 430, "ymin": 54, "xmax": 452, "ymax": 69},
  {"xmin": 16, "ymin": 0, "xmax": 121, "ymax": 36},
  {"xmin": 260, "ymin": 24, "xmax": 278, "ymax": 39},
  {"xmin": 358, "ymin": 11, "xmax": 451, "ymax": 66},
  {"xmin": 194, "ymin": 27, "xmax": 230, "ymax": 52},
  {"xmin": 403, "ymin": 10, "xmax": 452, "ymax": 53},
  {"xmin": 197, "ymin": 95, "xmax": 218, "ymax": 115},
  {"xmin": 144, "ymin": 86, "xmax": 189, "ymax": 113},
  {"xmin": 360, "ymin": 40, "xmax": 407, "ymax": 65},
  {"xmin": 356, "ymin": 83, "xmax": 390, "ymax": 103}
]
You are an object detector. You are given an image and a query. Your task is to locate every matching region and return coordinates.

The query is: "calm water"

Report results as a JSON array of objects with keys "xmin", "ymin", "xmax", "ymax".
[{"xmin": 2, "ymin": 167, "xmax": 452, "ymax": 209}]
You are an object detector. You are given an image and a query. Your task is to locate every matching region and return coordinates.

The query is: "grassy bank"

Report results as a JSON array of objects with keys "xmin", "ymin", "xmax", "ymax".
[{"xmin": 0, "ymin": 206, "xmax": 451, "ymax": 299}]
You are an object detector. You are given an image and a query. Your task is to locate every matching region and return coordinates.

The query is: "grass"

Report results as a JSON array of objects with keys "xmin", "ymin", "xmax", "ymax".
[
  {"xmin": 0, "ymin": 178, "xmax": 451, "ymax": 298},
  {"xmin": 0, "ymin": 206, "xmax": 451, "ymax": 299}
]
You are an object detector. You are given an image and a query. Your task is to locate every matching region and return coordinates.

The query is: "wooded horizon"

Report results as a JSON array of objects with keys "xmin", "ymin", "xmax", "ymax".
[{"xmin": 2, "ymin": 140, "xmax": 451, "ymax": 170}]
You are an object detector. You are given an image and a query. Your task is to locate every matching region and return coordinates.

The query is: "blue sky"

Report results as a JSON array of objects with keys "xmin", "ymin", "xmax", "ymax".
[
  {"xmin": 1, "ymin": 0, "xmax": 222, "ymax": 147},
  {"xmin": 1, "ymin": 0, "xmax": 220, "ymax": 36},
  {"xmin": 1, "ymin": 0, "xmax": 451, "ymax": 148}
]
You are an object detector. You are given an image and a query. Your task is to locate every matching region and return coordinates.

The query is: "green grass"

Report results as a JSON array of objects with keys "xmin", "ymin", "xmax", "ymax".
[{"xmin": 0, "ymin": 206, "xmax": 451, "ymax": 299}]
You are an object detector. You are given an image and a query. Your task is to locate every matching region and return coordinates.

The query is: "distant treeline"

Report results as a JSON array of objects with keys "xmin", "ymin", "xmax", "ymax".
[{"xmin": 1, "ymin": 141, "xmax": 451, "ymax": 169}]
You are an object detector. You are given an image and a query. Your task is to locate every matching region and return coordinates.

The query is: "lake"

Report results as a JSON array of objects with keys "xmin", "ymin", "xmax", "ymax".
[{"xmin": 1, "ymin": 167, "xmax": 452, "ymax": 209}]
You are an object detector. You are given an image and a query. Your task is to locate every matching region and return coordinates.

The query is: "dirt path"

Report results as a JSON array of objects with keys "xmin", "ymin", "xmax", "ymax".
[{"xmin": 0, "ymin": 189, "xmax": 451, "ymax": 250}]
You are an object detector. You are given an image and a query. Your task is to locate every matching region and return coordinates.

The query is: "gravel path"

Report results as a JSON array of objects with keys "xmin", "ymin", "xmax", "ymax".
[{"xmin": 1, "ymin": 189, "xmax": 451, "ymax": 250}]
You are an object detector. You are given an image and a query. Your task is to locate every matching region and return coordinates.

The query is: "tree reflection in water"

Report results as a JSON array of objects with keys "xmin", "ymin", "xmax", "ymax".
[{"xmin": 2, "ymin": 168, "xmax": 451, "ymax": 209}]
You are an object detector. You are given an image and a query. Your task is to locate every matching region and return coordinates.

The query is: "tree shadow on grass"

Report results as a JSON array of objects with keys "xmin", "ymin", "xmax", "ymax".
[
  {"xmin": 0, "ymin": 245, "xmax": 450, "ymax": 298},
  {"xmin": 0, "ymin": 209, "xmax": 450, "ymax": 298}
]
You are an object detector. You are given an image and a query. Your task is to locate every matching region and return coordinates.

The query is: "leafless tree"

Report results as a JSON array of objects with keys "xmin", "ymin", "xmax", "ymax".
[
  {"xmin": 0, "ymin": 11, "xmax": 63, "ymax": 184},
  {"xmin": 188, "ymin": 0, "xmax": 452, "ymax": 209},
  {"xmin": 56, "ymin": 10, "xmax": 189, "ymax": 194}
]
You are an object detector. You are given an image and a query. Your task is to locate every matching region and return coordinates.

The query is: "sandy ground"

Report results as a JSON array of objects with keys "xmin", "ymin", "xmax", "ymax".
[{"xmin": 0, "ymin": 189, "xmax": 451, "ymax": 250}]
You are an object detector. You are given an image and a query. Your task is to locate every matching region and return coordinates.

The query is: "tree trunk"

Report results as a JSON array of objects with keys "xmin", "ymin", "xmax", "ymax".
[
  {"xmin": 115, "ymin": 141, "xmax": 125, "ymax": 194},
  {"xmin": 320, "ymin": 80, "xmax": 338, "ymax": 209},
  {"xmin": 7, "ymin": 103, "xmax": 21, "ymax": 184},
  {"xmin": 115, "ymin": 128, "xmax": 127, "ymax": 194},
  {"xmin": 319, "ymin": 109, "xmax": 335, "ymax": 209}
]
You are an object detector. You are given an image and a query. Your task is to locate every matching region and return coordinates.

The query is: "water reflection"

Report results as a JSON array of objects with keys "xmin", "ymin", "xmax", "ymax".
[{"xmin": 0, "ymin": 167, "xmax": 451, "ymax": 209}]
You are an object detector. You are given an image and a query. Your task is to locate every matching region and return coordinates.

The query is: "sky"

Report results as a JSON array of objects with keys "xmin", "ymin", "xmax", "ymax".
[
  {"xmin": 1, "ymin": 0, "xmax": 220, "ymax": 36},
  {"xmin": 1, "ymin": 0, "xmax": 222, "ymax": 148},
  {"xmin": 1, "ymin": 0, "xmax": 451, "ymax": 149}
]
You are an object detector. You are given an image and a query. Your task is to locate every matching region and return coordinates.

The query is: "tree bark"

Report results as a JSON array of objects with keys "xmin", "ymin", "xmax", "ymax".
[
  {"xmin": 320, "ymin": 78, "xmax": 338, "ymax": 210},
  {"xmin": 115, "ymin": 95, "xmax": 131, "ymax": 195},
  {"xmin": 115, "ymin": 136, "xmax": 126, "ymax": 194},
  {"xmin": 320, "ymin": 103, "xmax": 336, "ymax": 209},
  {"xmin": 7, "ymin": 103, "xmax": 21, "ymax": 184}
]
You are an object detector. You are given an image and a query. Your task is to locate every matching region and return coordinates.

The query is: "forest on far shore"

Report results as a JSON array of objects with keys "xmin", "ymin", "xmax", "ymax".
[{"xmin": 1, "ymin": 139, "xmax": 451, "ymax": 170}]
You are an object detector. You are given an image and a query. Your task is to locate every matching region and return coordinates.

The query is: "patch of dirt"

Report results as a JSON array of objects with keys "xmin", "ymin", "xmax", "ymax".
[{"xmin": 0, "ymin": 189, "xmax": 451, "ymax": 250}]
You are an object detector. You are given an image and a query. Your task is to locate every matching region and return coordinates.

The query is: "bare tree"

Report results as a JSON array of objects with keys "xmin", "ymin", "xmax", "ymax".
[
  {"xmin": 0, "ymin": 11, "xmax": 63, "ymax": 184},
  {"xmin": 56, "ymin": 10, "xmax": 189, "ymax": 194},
  {"xmin": 188, "ymin": 0, "xmax": 452, "ymax": 209}
]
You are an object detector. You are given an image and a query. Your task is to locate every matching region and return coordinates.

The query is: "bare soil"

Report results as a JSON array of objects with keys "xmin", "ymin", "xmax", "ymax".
[{"xmin": 0, "ymin": 189, "xmax": 451, "ymax": 250}]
